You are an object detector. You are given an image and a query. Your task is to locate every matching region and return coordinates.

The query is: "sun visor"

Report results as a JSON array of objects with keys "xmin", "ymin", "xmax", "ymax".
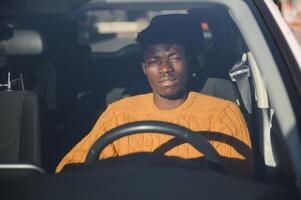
[{"xmin": 0, "ymin": 30, "xmax": 44, "ymax": 55}]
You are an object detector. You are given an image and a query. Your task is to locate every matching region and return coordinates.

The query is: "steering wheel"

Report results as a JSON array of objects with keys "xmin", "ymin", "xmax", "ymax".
[{"xmin": 85, "ymin": 121, "xmax": 222, "ymax": 167}]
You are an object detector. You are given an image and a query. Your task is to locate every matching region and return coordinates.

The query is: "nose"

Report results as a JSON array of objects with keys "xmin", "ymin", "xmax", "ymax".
[{"xmin": 158, "ymin": 59, "xmax": 173, "ymax": 73}]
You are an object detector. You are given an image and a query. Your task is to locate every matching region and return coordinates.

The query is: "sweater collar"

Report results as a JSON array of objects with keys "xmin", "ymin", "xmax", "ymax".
[{"xmin": 149, "ymin": 91, "xmax": 197, "ymax": 115}]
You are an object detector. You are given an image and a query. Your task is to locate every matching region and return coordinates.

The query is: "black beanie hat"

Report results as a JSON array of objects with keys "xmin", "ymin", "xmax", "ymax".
[{"xmin": 136, "ymin": 14, "xmax": 204, "ymax": 53}]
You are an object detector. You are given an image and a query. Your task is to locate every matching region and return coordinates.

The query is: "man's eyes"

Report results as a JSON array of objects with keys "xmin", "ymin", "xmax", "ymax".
[
  {"xmin": 147, "ymin": 59, "xmax": 160, "ymax": 65},
  {"xmin": 147, "ymin": 56, "xmax": 182, "ymax": 65}
]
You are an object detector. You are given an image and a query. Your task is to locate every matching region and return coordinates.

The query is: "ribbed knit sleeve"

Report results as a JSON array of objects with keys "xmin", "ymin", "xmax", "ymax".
[
  {"xmin": 209, "ymin": 102, "xmax": 253, "ymax": 177},
  {"xmin": 55, "ymin": 105, "xmax": 118, "ymax": 173}
]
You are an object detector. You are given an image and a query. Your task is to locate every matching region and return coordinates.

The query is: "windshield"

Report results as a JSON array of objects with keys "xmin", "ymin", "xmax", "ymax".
[{"xmin": 79, "ymin": 10, "xmax": 189, "ymax": 52}]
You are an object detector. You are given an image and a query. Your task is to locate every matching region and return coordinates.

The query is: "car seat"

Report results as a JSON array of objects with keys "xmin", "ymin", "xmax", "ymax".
[
  {"xmin": 0, "ymin": 90, "xmax": 43, "ymax": 175},
  {"xmin": 0, "ymin": 28, "xmax": 44, "ymax": 176}
]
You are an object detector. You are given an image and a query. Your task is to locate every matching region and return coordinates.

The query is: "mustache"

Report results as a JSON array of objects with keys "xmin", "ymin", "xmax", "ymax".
[{"xmin": 158, "ymin": 73, "xmax": 177, "ymax": 82}]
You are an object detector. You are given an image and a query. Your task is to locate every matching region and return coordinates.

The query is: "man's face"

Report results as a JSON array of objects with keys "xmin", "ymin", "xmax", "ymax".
[{"xmin": 142, "ymin": 44, "xmax": 189, "ymax": 99}]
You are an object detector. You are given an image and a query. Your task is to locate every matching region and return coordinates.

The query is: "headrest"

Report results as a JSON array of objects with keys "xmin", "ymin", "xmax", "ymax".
[
  {"xmin": 136, "ymin": 14, "xmax": 204, "ymax": 53},
  {"xmin": 0, "ymin": 29, "xmax": 44, "ymax": 55}
]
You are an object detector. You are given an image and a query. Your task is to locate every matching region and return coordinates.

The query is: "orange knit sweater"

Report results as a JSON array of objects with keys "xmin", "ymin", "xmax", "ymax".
[{"xmin": 56, "ymin": 92, "xmax": 253, "ymax": 176}]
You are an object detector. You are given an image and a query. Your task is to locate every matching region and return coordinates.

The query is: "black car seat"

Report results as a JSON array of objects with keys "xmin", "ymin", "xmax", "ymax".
[
  {"xmin": 0, "ymin": 28, "xmax": 44, "ymax": 176},
  {"xmin": 188, "ymin": 7, "xmax": 248, "ymax": 105},
  {"xmin": 0, "ymin": 90, "xmax": 43, "ymax": 175}
]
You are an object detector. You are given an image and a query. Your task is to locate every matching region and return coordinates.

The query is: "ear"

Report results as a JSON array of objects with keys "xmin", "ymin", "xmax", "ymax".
[{"xmin": 141, "ymin": 62, "xmax": 146, "ymax": 74}]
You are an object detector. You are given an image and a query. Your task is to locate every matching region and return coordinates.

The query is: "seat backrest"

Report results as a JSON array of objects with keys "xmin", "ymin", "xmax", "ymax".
[
  {"xmin": 200, "ymin": 78, "xmax": 239, "ymax": 103},
  {"xmin": 0, "ymin": 90, "xmax": 41, "ymax": 165}
]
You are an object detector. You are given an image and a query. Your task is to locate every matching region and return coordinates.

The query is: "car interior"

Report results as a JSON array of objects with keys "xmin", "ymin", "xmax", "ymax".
[{"xmin": 0, "ymin": 0, "xmax": 300, "ymax": 199}]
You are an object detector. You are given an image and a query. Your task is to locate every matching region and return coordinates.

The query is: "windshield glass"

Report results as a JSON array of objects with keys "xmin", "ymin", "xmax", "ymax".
[{"xmin": 79, "ymin": 10, "xmax": 189, "ymax": 52}]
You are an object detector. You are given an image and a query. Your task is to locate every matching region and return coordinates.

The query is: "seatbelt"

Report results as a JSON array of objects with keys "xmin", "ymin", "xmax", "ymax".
[
  {"xmin": 229, "ymin": 55, "xmax": 252, "ymax": 114},
  {"xmin": 263, "ymin": 108, "xmax": 277, "ymax": 167}
]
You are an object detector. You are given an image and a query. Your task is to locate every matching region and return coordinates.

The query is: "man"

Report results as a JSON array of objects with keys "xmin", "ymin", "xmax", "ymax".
[{"xmin": 56, "ymin": 14, "xmax": 253, "ymax": 177}]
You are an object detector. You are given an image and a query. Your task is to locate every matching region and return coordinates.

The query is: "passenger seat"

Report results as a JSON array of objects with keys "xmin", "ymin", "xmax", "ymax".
[{"xmin": 0, "ymin": 90, "xmax": 43, "ymax": 175}]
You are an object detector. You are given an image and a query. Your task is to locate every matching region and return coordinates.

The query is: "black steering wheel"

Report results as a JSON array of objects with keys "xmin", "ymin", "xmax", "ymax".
[{"xmin": 85, "ymin": 121, "xmax": 222, "ymax": 167}]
